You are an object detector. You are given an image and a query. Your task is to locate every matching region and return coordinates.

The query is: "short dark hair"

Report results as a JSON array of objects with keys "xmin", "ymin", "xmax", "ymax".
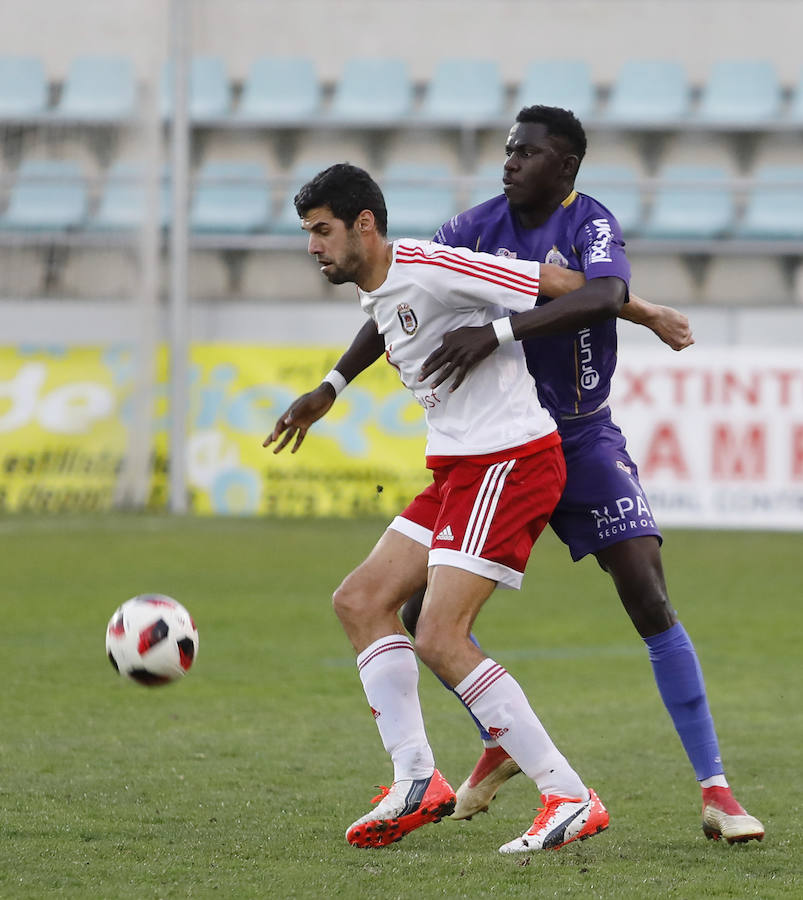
[
  {"xmin": 294, "ymin": 163, "xmax": 388, "ymax": 236},
  {"xmin": 515, "ymin": 105, "xmax": 587, "ymax": 162}
]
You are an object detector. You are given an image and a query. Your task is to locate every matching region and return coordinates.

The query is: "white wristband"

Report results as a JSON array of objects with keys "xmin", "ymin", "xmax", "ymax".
[
  {"xmin": 492, "ymin": 316, "xmax": 515, "ymax": 345},
  {"xmin": 322, "ymin": 369, "xmax": 348, "ymax": 396}
]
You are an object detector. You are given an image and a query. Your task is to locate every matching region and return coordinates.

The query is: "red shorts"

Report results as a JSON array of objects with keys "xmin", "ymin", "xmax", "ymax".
[{"xmin": 390, "ymin": 442, "xmax": 566, "ymax": 589}]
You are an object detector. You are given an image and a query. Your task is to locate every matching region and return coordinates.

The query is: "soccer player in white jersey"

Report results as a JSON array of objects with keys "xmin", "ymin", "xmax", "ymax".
[{"xmin": 269, "ymin": 162, "xmax": 613, "ymax": 853}]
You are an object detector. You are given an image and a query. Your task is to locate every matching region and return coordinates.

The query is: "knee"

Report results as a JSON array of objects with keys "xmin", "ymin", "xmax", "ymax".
[
  {"xmin": 332, "ymin": 576, "xmax": 371, "ymax": 628},
  {"xmin": 413, "ymin": 623, "xmax": 440, "ymax": 672}
]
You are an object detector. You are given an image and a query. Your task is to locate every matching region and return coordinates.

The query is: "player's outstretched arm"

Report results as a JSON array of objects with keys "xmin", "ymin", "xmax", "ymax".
[
  {"xmin": 264, "ymin": 319, "xmax": 385, "ymax": 454},
  {"xmin": 420, "ymin": 267, "xmax": 623, "ymax": 391},
  {"xmin": 619, "ymin": 293, "xmax": 694, "ymax": 351}
]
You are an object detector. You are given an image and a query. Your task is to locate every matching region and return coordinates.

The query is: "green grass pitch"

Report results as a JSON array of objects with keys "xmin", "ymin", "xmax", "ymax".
[{"xmin": 1, "ymin": 515, "xmax": 800, "ymax": 898}]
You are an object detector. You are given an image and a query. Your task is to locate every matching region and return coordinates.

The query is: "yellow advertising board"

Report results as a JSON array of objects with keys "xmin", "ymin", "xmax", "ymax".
[{"xmin": 0, "ymin": 344, "xmax": 429, "ymax": 517}]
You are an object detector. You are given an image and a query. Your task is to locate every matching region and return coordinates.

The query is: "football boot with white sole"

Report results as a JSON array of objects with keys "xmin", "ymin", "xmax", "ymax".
[
  {"xmin": 346, "ymin": 769, "xmax": 456, "ymax": 848},
  {"xmin": 701, "ymin": 786, "xmax": 764, "ymax": 844},
  {"xmin": 450, "ymin": 746, "xmax": 521, "ymax": 820},
  {"xmin": 498, "ymin": 789, "xmax": 609, "ymax": 853}
]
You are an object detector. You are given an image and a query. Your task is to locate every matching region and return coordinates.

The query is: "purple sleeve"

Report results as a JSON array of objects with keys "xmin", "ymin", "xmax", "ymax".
[{"xmin": 576, "ymin": 213, "xmax": 631, "ymax": 285}]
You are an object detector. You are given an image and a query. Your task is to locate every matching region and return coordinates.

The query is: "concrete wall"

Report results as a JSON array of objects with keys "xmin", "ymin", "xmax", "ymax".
[{"xmin": 2, "ymin": 0, "xmax": 802, "ymax": 85}]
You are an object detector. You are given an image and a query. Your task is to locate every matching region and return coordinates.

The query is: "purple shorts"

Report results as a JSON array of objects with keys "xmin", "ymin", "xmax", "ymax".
[{"xmin": 549, "ymin": 407, "xmax": 662, "ymax": 561}]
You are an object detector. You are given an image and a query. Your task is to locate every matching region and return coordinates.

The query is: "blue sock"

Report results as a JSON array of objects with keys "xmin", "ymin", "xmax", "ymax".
[
  {"xmin": 644, "ymin": 622, "xmax": 724, "ymax": 781},
  {"xmin": 436, "ymin": 632, "xmax": 492, "ymax": 742}
]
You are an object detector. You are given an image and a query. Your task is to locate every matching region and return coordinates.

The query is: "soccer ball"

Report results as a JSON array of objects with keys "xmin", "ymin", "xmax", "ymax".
[{"xmin": 106, "ymin": 594, "xmax": 199, "ymax": 686}]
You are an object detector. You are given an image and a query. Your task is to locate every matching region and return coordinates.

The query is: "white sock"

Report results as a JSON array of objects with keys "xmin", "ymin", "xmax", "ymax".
[
  {"xmin": 700, "ymin": 775, "xmax": 729, "ymax": 789},
  {"xmin": 456, "ymin": 658, "xmax": 588, "ymax": 800},
  {"xmin": 356, "ymin": 635, "xmax": 435, "ymax": 783}
]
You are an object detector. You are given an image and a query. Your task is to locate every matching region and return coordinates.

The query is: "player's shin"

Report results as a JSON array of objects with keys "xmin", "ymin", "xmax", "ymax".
[
  {"xmin": 356, "ymin": 635, "xmax": 435, "ymax": 781},
  {"xmin": 455, "ymin": 657, "xmax": 587, "ymax": 799},
  {"xmin": 644, "ymin": 622, "xmax": 723, "ymax": 781}
]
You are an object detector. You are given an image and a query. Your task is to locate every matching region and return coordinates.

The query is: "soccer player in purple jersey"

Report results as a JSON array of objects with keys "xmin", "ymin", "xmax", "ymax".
[{"xmin": 267, "ymin": 107, "xmax": 763, "ymax": 845}]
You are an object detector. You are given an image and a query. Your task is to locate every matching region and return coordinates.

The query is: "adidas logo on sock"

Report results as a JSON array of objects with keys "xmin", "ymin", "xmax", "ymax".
[{"xmin": 435, "ymin": 525, "xmax": 454, "ymax": 542}]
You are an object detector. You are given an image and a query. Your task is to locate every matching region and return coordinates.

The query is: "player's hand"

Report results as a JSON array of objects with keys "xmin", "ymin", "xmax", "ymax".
[
  {"xmin": 263, "ymin": 383, "xmax": 336, "ymax": 454},
  {"xmin": 419, "ymin": 323, "xmax": 499, "ymax": 391},
  {"xmin": 651, "ymin": 305, "xmax": 694, "ymax": 351}
]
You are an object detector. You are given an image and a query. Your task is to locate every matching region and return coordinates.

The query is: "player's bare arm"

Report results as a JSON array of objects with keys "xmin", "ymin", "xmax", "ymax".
[
  {"xmin": 263, "ymin": 318, "xmax": 384, "ymax": 454},
  {"xmin": 619, "ymin": 293, "xmax": 694, "ymax": 351},
  {"xmin": 420, "ymin": 270, "xmax": 623, "ymax": 391}
]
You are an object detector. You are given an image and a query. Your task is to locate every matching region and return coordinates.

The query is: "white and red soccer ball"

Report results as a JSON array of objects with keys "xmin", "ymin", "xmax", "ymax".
[{"xmin": 106, "ymin": 594, "xmax": 199, "ymax": 686}]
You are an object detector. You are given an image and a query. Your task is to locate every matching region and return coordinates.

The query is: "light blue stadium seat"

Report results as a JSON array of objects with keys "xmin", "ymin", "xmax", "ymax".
[
  {"xmin": 469, "ymin": 162, "xmax": 503, "ymax": 208},
  {"xmin": 190, "ymin": 161, "xmax": 272, "ymax": 233},
  {"xmin": 271, "ymin": 162, "xmax": 325, "ymax": 235},
  {"xmin": 382, "ymin": 163, "xmax": 457, "ymax": 239},
  {"xmin": 642, "ymin": 165, "xmax": 733, "ymax": 238},
  {"xmin": 57, "ymin": 55, "xmax": 137, "ymax": 120},
  {"xmin": 161, "ymin": 56, "xmax": 230, "ymax": 120},
  {"xmin": 696, "ymin": 60, "xmax": 782, "ymax": 124},
  {"xmin": 327, "ymin": 58, "xmax": 412, "ymax": 124},
  {"xmin": 605, "ymin": 60, "xmax": 689, "ymax": 124},
  {"xmin": 0, "ymin": 55, "xmax": 48, "ymax": 119},
  {"xmin": 514, "ymin": 60, "xmax": 595, "ymax": 120},
  {"xmin": 736, "ymin": 165, "xmax": 803, "ymax": 239},
  {"xmin": 236, "ymin": 57, "xmax": 319, "ymax": 123},
  {"xmin": 419, "ymin": 59, "xmax": 504, "ymax": 123},
  {"xmin": 575, "ymin": 164, "xmax": 642, "ymax": 234},
  {"xmin": 90, "ymin": 161, "xmax": 171, "ymax": 231},
  {"xmin": 0, "ymin": 160, "xmax": 87, "ymax": 230}
]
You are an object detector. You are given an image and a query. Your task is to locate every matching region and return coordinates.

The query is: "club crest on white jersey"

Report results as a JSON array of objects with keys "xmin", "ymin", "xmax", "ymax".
[{"xmin": 397, "ymin": 302, "xmax": 419, "ymax": 335}]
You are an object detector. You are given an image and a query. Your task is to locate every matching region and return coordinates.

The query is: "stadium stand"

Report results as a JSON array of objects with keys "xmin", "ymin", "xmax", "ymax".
[
  {"xmin": 235, "ymin": 56, "xmax": 320, "ymax": 124},
  {"xmin": 418, "ymin": 58, "xmax": 505, "ymax": 123},
  {"xmin": 514, "ymin": 60, "xmax": 595, "ymax": 120},
  {"xmin": 161, "ymin": 55, "xmax": 230, "ymax": 121},
  {"xmin": 604, "ymin": 60, "xmax": 689, "ymax": 125},
  {"xmin": 642, "ymin": 165, "xmax": 733, "ymax": 239},
  {"xmin": 736, "ymin": 165, "xmax": 803, "ymax": 240},
  {"xmin": 189, "ymin": 161, "xmax": 272, "ymax": 234},
  {"xmin": 0, "ymin": 159, "xmax": 88, "ymax": 231},
  {"xmin": 0, "ymin": 55, "xmax": 48, "ymax": 119},
  {"xmin": 56, "ymin": 55, "xmax": 137, "ymax": 121},
  {"xmin": 0, "ymin": 49, "xmax": 801, "ymax": 305},
  {"xmin": 695, "ymin": 59, "xmax": 782, "ymax": 125},
  {"xmin": 90, "ymin": 161, "xmax": 171, "ymax": 231},
  {"xmin": 575, "ymin": 164, "xmax": 643, "ymax": 234},
  {"xmin": 381, "ymin": 162, "xmax": 458, "ymax": 239},
  {"xmin": 327, "ymin": 57, "xmax": 413, "ymax": 124}
]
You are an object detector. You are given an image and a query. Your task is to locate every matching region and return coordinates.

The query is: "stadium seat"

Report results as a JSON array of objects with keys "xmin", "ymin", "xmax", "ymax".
[
  {"xmin": 605, "ymin": 60, "xmax": 689, "ymax": 124},
  {"xmin": 327, "ymin": 57, "xmax": 412, "ymax": 124},
  {"xmin": 642, "ymin": 165, "xmax": 734, "ymax": 239},
  {"xmin": 382, "ymin": 163, "xmax": 457, "ymax": 239},
  {"xmin": 0, "ymin": 55, "xmax": 48, "ymax": 119},
  {"xmin": 469, "ymin": 162, "xmax": 503, "ymax": 208},
  {"xmin": 190, "ymin": 161, "xmax": 272, "ymax": 233},
  {"xmin": 0, "ymin": 160, "xmax": 87, "ymax": 230},
  {"xmin": 236, "ymin": 57, "xmax": 319, "ymax": 123},
  {"xmin": 418, "ymin": 59, "xmax": 505, "ymax": 123},
  {"xmin": 696, "ymin": 60, "xmax": 782, "ymax": 124},
  {"xmin": 271, "ymin": 162, "xmax": 326, "ymax": 235},
  {"xmin": 57, "ymin": 55, "xmax": 137, "ymax": 121},
  {"xmin": 513, "ymin": 60, "xmax": 595, "ymax": 120},
  {"xmin": 161, "ymin": 56, "xmax": 230, "ymax": 121},
  {"xmin": 90, "ymin": 161, "xmax": 170, "ymax": 231},
  {"xmin": 736, "ymin": 165, "xmax": 803, "ymax": 239},
  {"xmin": 575, "ymin": 164, "xmax": 643, "ymax": 234}
]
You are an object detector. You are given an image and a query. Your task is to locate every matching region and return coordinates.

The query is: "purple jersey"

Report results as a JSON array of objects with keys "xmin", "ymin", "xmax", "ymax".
[{"xmin": 434, "ymin": 190, "xmax": 631, "ymax": 420}]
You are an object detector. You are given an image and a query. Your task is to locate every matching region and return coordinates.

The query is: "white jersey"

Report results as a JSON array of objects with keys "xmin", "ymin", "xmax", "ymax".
[{"xmin": 358, "ymin": 240, "xmax": 558, "ymax": 459}]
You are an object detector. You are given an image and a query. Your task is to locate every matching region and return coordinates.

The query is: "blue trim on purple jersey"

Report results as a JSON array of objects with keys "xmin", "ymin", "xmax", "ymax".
[{"xmin": 434, "ymin": 191, "xmax": 631, "ymax": 419}]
